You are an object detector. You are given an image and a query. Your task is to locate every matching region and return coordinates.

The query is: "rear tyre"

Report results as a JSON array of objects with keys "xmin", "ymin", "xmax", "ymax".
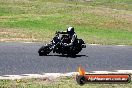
[
  {"xmin": 67, "ymin": 49, "xmax": 76, "ymax": 57},
  {"xmin": 69, "ymin": 46, "xmax": 82, "ymax": 56}
]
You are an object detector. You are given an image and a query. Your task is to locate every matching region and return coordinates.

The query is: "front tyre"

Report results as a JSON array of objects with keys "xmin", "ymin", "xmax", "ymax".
[
  {"xmin": 38, "ymin": 45, "xmax": 51, "ymax": 56},
  {"xmin": 39, "ymin": 52, "xmax": 47, "ymax": 56}
]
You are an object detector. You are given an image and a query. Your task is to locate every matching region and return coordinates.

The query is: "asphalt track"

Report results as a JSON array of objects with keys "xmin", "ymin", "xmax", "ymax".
[{"xmin": 0, "ymin": 42, "xmax": 132, "ymax": 75}]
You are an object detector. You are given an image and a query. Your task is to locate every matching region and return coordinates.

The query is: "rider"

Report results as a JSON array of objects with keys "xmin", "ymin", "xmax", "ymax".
[
  {"xmin": 64, "ymin": 27, "xmax": 77, "ymax": 46},
  {"xmin": 52, "ymin": 27, "xmax": 77, "ymax": 49}
]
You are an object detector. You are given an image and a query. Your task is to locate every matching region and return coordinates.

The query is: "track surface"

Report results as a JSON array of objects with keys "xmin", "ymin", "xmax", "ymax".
[{"xmin": 0, "ymin": 42, "xmax": 132, "ymax": 75}]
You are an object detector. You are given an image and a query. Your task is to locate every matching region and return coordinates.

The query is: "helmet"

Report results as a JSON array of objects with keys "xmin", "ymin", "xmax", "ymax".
[{"xmin": 67, "ymin": 27, "xmax": 74, "ymax": 35}]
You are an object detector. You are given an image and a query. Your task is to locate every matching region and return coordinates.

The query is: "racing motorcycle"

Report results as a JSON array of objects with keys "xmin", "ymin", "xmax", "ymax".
[{"xmin": 38, "ymin": 31, "xmax": 86, "ymax": 56}]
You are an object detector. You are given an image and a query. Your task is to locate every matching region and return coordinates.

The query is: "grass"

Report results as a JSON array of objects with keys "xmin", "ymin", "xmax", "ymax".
[
  {"xmin": 0, "ymin": 77, "xmax": 132, "ymax": 88},
  {"xmin": 0, "ymin": 0, "xmax": 132, "ymax": 45}
]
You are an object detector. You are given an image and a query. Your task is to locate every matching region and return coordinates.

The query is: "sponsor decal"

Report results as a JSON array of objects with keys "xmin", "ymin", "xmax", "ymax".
[{"xmin": 76, "ymin": 67, "xmax": 131, "ymax": 85}]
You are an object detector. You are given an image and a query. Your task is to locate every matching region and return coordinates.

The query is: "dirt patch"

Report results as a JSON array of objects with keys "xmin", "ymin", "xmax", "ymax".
[
  {"xmin": 0, "ymin": 28, "xmax": 38, "ymax": 42},
  {"xmin": 88, "ymin": 7, "xmax": 132, "ymax": 22},
  {"xmin": 0, "ymin": 38, "xmax": 37, "ymax": 42}
]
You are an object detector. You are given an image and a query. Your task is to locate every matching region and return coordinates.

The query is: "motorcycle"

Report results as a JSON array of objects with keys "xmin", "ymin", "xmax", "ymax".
[{"xmin": 38, "ymin": 31, "xmax": 86, "ymax": 56}]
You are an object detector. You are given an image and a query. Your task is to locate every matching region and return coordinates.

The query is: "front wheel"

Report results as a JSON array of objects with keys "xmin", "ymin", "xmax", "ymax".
[{"xmin": 38, "ymin": 45, "xmax": 51, "ymax": 56}]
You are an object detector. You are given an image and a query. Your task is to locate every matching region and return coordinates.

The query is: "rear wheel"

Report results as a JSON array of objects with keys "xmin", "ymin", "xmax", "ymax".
[
  {"xmin": 74, "ymin": 47, "xmax": 82, "ymax": 55},
  {"xmin": 67, "ymin": 47, "xmax": 77, "ymax": 56},
  {"xmin": 71, "ymin": 46, "xmax": 82, "ymax": 55}
]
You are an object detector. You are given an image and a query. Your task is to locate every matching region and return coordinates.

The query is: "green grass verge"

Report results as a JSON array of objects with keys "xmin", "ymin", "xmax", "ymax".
[
  {"xmin": 0, "ymin": 0, "xmax": 132, "ymax": 45},
  {"xmin": 0, "ymin": 77, "xmax": 132, "ymax": 88}
]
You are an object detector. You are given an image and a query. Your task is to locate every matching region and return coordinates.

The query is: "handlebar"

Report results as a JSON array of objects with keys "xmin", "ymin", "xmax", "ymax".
[{"xmin": 56, "ymin": 31, "xmax": 67, "ymax": 34}]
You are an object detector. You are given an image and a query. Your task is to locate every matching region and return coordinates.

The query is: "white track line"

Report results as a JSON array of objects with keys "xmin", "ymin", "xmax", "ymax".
[
  {"xmin": 23, "ymin": 42, "xmax": 35, "ymax": 43},
  {"xmin": 89, "ymin": 70, "xmax": 132, "ymax": 74},
  {"xmin": 0, "ymin": 70, "xmax": 132, "ymax": 80},
  {"xmin": 22, "ymin": 42, "xmax": 128, "ymax": 46},
  {"xmin": 116, "ymin": 70, "xmax": 132, "ymax": 73},
  {"xmin": 89, "ymin": 44, "xmax": 100, "ymax": 46},
  {"xmin": 89, "ymin": 44, "xmax": 127, "ymax": 46}
]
